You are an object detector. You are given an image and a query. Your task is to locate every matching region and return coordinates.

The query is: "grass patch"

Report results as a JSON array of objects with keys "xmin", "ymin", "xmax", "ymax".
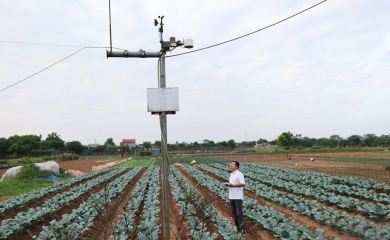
[
  {"xmin": 116, "ymin": 157, "xmax": 156, "ymax": 168},
  {"xmin": 0, "ymin": 178, "xmax": 53, "ymax": 199}
]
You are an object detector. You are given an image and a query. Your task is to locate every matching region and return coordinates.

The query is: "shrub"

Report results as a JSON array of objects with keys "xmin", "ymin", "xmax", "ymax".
[
  {"xmin": 15, "ymin": 157, "xmax": 33, "ymax": 165},
  {"xmin": 16, "ymin": 164, "xmax": 55, "ymax": 180},
  {"xmin": 56, "ymin": 153, "xmax": 80, "ymax": 161},
  {"xmin": 385, "ymin": 166, "xmax": 390, "ymax": 171},
  {"xmin": 140, "ymin": 151, "xmax": 152, "ymax": 156}
]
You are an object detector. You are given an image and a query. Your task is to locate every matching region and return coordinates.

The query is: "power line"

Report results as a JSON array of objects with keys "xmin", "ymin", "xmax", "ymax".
[
  {"xmin": 0, "ymin": 0, "xmax": 327, "ymax": 92},
  {"xmin": 0, "ymin": 47, "xmax": 87, "ymax": 93},
  {"xmin": 0, "ymin": 40, "xmax": 128, "ymax": 51},
  {"xmin": 166, "ymin": 0, "xmax": 327, "ymax": 58}
]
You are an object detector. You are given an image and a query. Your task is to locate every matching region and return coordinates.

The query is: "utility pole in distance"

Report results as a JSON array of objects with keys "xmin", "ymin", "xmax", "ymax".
[{"xmin": 106, "ymin": 12, "xmax": 193, "ymax": 239}]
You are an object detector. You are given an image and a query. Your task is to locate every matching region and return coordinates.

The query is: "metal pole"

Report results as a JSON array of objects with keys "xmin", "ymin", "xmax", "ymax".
[{"xmin": 159, "ymin": 52, "xmax": 170, "ymax": 240}]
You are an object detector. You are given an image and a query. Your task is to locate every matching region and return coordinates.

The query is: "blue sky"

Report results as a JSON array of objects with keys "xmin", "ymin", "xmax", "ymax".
[{"xmin": 0, "ymin": 0, "xmax": 389, "ymax": 145}]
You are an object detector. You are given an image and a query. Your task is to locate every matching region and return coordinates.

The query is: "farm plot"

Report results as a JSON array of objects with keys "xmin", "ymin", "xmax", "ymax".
[{"xmin": 0, "ymin": 162, "xmax": 389, "ymax": 239}]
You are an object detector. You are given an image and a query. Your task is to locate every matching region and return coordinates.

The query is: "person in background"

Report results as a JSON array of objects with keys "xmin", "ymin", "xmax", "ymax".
[{"xmin": 226, "ymin": 161, "xmax": 246, "ymax": 234}]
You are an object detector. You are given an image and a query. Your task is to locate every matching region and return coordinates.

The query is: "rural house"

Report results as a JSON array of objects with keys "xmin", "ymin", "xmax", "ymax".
[{"xmin": 120, "ymin": 139, "xmax": 136, "ymax": 148}]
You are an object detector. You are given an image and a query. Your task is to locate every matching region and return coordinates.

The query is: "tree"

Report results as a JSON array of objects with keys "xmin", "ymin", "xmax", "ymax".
[
  {"xmin": 43, "ymin": 132, "xmax": 65, "ymax": 149},
  {"xmin": 0, "ymin": 137, "xmax": 11, "ymax": 158},
  {"xmin": 66, "ymin": 141, "xmax": 83, "ymax": 154},
  {"xmin": 143, "ymin": 141, "xmax": 151, "ymax": 150},
  {"xmin": 153, "ymin": 140, "xmax": 161, "ymax": 148},
  {"xmin": 104, "ymin": 138, "xmax": 116, "ymax": 147},
  {"xmin": 329, "ymin": 135, "xmax": 343, "ymax": 148},
  {"xmin": 257, "ymin": 138, "xmax": 268, "ymax": 144},
  {"xmin": 363, "ymin": 134, "xmax": 377, "ymax": 147},
  {"xmin": 277, "ymin": 132, "xmax": 294, "ymax": 159},
  {"xmin": 277, "ymin": 132, "xmax": 294, "ymax": 150},
  {"xmin": 227, "ymin": 139, "xmax": 236, "ymax": 149},
  {"xmin": 202, "ymin": 139, "xmax": 215, "ymax": 146},
  {"xmin": 315, "ymin": 137, "xmax": 330, "ymax": 147},
  {"xmin": 347, "ymin": 135, "xmax": 363, "ymax": 147},
  {"xmin": 8, "ymin": 134, "xmax": 42, "ymax": 157}
]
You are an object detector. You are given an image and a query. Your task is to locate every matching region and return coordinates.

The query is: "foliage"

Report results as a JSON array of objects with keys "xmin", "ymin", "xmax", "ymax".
[
  {"xmin": 65, "ymin": 141, "xmax": 83, "ymax": 154},
  {"xmin": 15, "ymin": 164, "xmax": 55, "ymax": 181},
  {"xmin": 385, "ymin": 166, "xmax": 390, "ymax": 171},
  {"xmin": 140, "ymin": 151, "xmax": 152, "ymax": 157},
  {"xmin": 7, "ymin": 134, "xmax": 42, "ymax": 158},
  {"xmin": 104, "ymin": 137, "xmax": 116, "ymax": 147},
  {"xmin": 277, "ymin": 132, "xmax": 294, "ymax": 150},
  {"xmin": 56, "ymin": 153, "xmax": 79, "ymax": 161},
  {"xmin": 143, "ymin": 141, "xmax": 151, "ymax": 150}
]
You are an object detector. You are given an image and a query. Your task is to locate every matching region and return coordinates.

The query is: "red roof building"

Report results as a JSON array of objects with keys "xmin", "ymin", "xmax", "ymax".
[{"xmin": 120, "ymin": 139, "xmax": 136, "ymax": 147}]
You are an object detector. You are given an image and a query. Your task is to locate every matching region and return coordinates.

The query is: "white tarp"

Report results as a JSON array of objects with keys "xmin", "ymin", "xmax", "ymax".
[{"xmin": 0, "ymin": 161, "xmax": 59, "ymax": 181}]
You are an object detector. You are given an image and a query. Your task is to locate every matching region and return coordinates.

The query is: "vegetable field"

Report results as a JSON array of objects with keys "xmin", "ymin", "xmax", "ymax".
[{"xmin": 0, "ymin": 161, "xmax": 389, "ymax": 239}]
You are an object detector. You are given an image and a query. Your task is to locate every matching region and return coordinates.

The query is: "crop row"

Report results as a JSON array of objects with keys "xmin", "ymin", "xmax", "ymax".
[
  {"xmin": 181, "ymin": 164, "xmax": 329, "ymax": 240},
  {"xmin": 35, "ymin": 167, "xmax": 142, "ymax": 239},
  {"xmin": 242, "ymin": 163, "xmax": 389, "ymax": 201},
  {"xmin": 201, "ymin": 164, "xmax": 390, "ymax": 240},
  {"xmin": 0, "ymin": 168, "xmax": 111, "ymax": 215},
  {"xmin": 0, "ymin": 168, "xmax": 126, "ymax": 239},
  {"xmin": 212, "ymin": 163, "xmax": 390, "ymax": 219},
  {"xmin": 262, "ymin": 163, "xmax": 390, "ymax": 193},
  {"xmin": 170, "ymin": 167, "xmax": 244, "ymax": 239},
  {"xmin": 137, "ymin": 166, "xmax": 161, "ymax": 239},
  {"xmin": 111, "ymin": 167, "xmax": 156, "ymax": 239}
]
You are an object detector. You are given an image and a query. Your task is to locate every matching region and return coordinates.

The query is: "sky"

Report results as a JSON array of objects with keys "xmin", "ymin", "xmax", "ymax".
[{"xmin": 0, "ymin": 0, "xmax": 389, "ymax": 146}]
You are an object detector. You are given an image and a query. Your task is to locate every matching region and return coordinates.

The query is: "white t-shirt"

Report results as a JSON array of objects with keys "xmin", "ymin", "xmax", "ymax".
[{"xmin": 229, "ymin": 170, "xmax": 245, "ymax": 200}]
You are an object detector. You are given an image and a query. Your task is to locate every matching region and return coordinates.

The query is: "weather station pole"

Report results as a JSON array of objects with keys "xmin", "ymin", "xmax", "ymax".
[{"xmin": 106, "ymin": 4, "xmax": 193, "ymax": 238}]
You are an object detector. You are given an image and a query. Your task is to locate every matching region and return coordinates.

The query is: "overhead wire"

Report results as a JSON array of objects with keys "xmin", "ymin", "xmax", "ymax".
[
  {"xmin": 0, "ymin": 0, "xmax": 327, "ymax": 92},
  {"xmin": 0, "ymin": 47, "xmax": 87, "ymax": 93},
  {"xmin": 166, "ymin": 0, "xmax": 327, "ymax": 58}
]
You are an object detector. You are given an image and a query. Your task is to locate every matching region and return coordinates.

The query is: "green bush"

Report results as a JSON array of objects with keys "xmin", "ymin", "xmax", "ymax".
[
  {"xmin": 15, "ymin": 157, "xmax": 33, "ymax": 165},
  {"xmin": 385, "ymin": 166, "xmax": 390, "ymax": 171},
  {"xmin": 16, "ymin": 164, "xmax": 55, "ymax": 180},
  {"xmin": 56, "ymin": 153, "xmax": 80, "ymax": 161},
  {"xmin": 140, "ymin": 151, "xmax": 152, "ymax": 156}
]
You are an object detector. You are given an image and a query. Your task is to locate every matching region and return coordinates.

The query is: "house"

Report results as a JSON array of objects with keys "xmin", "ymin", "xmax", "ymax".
[{"xmin": 120, "ymin": 139, "xmax": 136, "ymax": 148}]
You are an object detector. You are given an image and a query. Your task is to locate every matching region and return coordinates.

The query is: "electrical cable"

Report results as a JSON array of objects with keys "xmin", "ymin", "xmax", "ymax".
[
  {"xmin": 0, "ymin": 40, "xmax": 129, "ymax": 51},
  {"xmin": 166, "ymin": 0, "xmax": 327, "ymax": 58},
  {"xmin": 0, "ymin": 0, "xmax": 326, "ymax": 92},
  {"xmin": 0, "ymin": 47, "xmax": 87, "ymax": 93}
]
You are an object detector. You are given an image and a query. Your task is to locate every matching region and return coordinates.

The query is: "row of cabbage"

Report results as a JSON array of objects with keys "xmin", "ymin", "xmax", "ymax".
[
  {"xmin": 170, "ymin": 167, "xmax": 243, "ymax": 240},
  {"xmin": 253, "ymin": 163, "xmax": 390, "ymax": 193},
  {"xmin": 233, "ymin": 163, "xmax": 390, "ymax": 218},
  {"xmin": 0, "ymin": 168, "xmax": 126, "ymax": 239},
  {"xmin": 34, "ymin": 167, "xmax": 142, "ymax": 239},
  {"xmin": 213, "ymin": 163, "xmax": 389, "ymax": 220},
  {"xmin": 241, "ymin": 163, "xmax": 390, "ymax": 203},
  {"xmin": 181, "ymin": 165, "xmax": 329, "ymax": 240},
  {"xmin": 202, "ymin": 164, "xmax": 390, "ymax": 240},
  {"xmin": 0, "ymin": 168, "xmax": 111, "ymax": 215},
  {"xmin": 111, "ymin": 166, "xmax": 161, "ymax": 239}
]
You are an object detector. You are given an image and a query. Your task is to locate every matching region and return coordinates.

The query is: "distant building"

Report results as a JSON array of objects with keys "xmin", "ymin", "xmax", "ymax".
[
  {"xmin": 88, "ymin": 143, "xmax": 100, "ymax": 148},
  {"xmin": 120, "ymin": 139, "xmax": 136, "ymax": 148}
]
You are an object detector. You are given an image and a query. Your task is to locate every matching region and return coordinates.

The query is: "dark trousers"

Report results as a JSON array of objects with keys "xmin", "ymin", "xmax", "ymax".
[{"xmin": 230, "ymin": 199, "xmax": 245, "ymax": 233}]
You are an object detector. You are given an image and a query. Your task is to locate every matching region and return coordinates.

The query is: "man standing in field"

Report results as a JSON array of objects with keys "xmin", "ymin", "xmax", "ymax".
[{"xmin": 226, "ymin": 161, "xmax": 246, "ymax": 234}]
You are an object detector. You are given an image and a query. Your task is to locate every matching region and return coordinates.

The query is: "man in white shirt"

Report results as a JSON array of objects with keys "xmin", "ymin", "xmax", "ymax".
[{"xmin": 227, "ymin": 161, "xmax": 246, "ymax": 234}]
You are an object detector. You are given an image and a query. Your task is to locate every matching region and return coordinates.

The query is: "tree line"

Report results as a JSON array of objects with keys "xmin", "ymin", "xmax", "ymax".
[{"xmin": 0, "ymin": 132, "xmax": 389, "ymax": 159}]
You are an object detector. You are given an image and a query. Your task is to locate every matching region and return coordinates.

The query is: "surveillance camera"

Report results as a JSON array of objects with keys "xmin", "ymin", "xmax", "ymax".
[{"xmin": 183, "ymin": 39, "xmax": 193, "ymax": 48}]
